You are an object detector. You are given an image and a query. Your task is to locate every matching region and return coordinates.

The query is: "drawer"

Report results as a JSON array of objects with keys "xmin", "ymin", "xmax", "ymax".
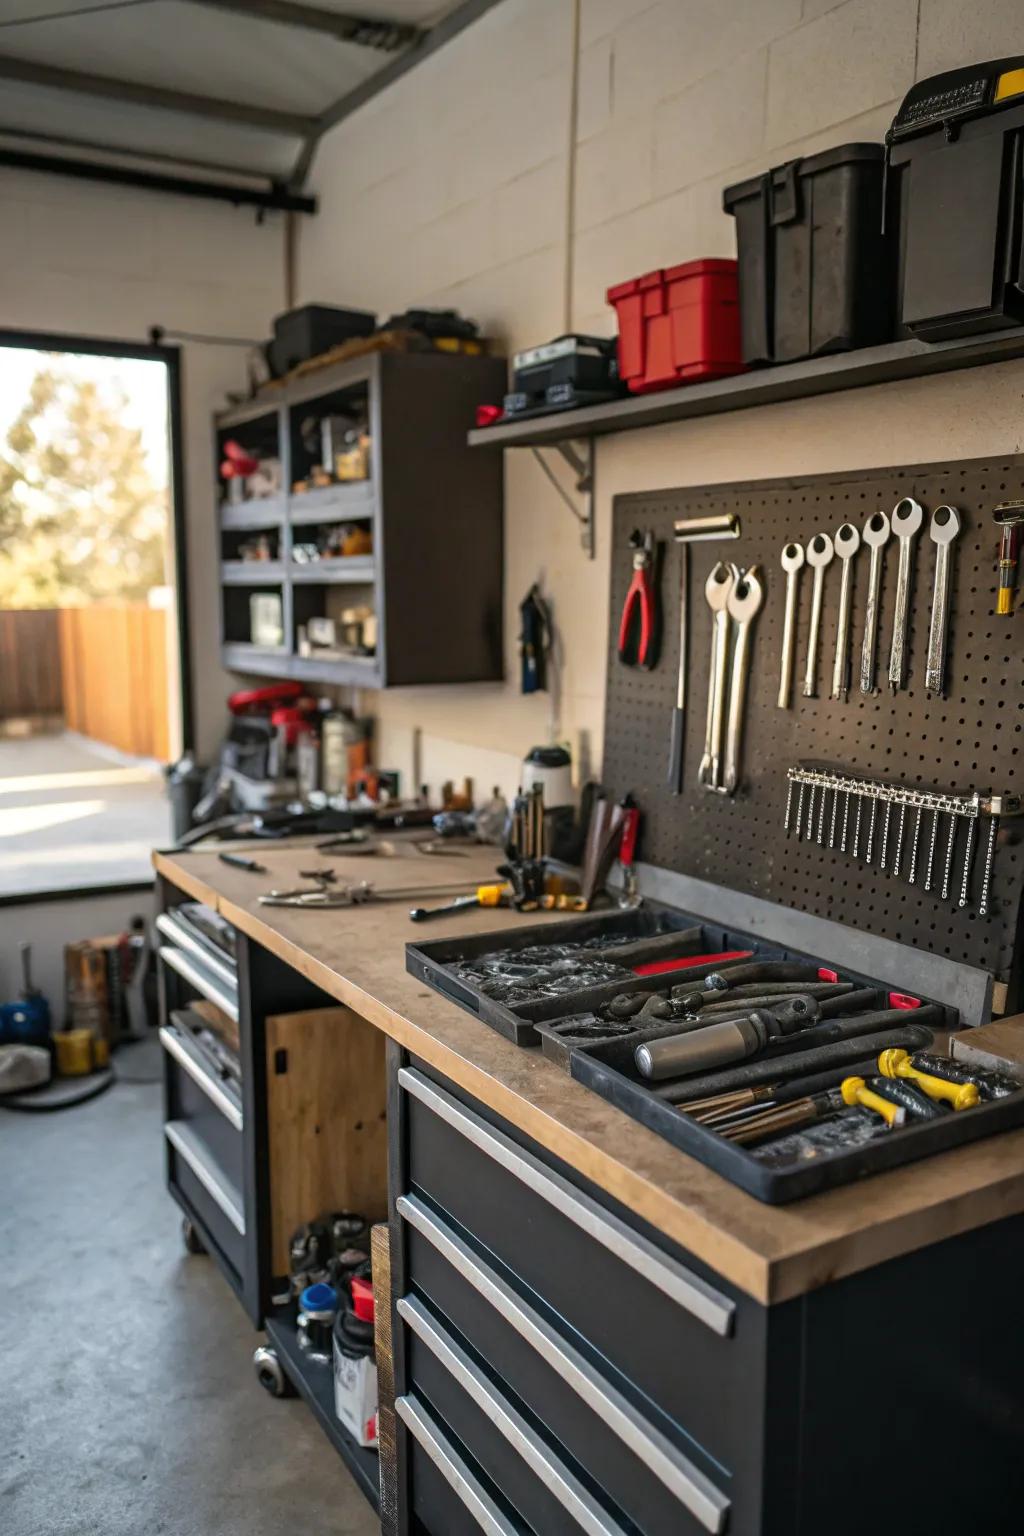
[
  {"xmin": 161, "ymin": 1025, "xmax": 244, "ymax": 1193},
  {"xmin": 158, "ymin": 945, "xmax": 238, "ymax": 1023},
  {"xmin": 156, "ymin": 910, "xmax": 237, "ymax": 989},
  {"xmin": 400, "ymin": 1294, "xmax": 628, "ymax": 1535},
  {"xmin": 165, "ymin": 1119, "xmax": 245, "ymax": 1276},
  {"xmin": 400, "ymin": 1068, "xmax": 746, "ymax": 1468},
  {"xmin": 160, "ymin": 1020, "xmax": 242, "ymax": 1130},
  {"xmin": 398, "ymin": 1193, "xmax": 730, "ymax": 1536},
  {"xmin": 398, "ymin": 1394, "xmax": 530, "ymax": 1536}
]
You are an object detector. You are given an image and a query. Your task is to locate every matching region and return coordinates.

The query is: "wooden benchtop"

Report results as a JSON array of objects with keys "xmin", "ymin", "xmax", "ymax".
[{"xmin": 154, "ymin": 840, "xmax": 1024, "ymax": 1306}]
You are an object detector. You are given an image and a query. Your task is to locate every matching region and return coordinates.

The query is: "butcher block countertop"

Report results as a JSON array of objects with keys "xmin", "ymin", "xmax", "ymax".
[{"xmin": 154, "ymin": 839, "xmax": 1024, "ymax": 1305}]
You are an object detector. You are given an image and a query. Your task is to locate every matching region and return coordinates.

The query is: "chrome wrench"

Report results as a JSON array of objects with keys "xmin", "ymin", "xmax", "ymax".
[
  {"xmin": 802, "ymin": 532, "xmax": 834, "ymax": 698},
  {"xmin": 777, "ymin": 541, "xmax": 804, "ymax": 709},
  {"xmin": 831, "ymin": 522, "xmax": 861, "ymax": 702},
  {"xmin": 859, "ymin": 509, "xmax": 890, "ymax": 695},
  {"xmin": 698, "ymin": 562, "xmax": 739, "ymax": 790},
  {"xmin": 721, "ymin": 566, "xmax": 764, "ymax": 795},
  {"xmin": 924, "ymin": 504, "xmax": 961, "ymax": 696},
  {"xmin": 887, "ymin": 496, "xmax": 924, "ymax": 694}
]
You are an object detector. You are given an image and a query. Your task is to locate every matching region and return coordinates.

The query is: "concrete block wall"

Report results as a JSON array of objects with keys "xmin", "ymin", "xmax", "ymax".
[{"xmin": 297, "ymin": 0, "xmax": 1024, "ymax": 803}]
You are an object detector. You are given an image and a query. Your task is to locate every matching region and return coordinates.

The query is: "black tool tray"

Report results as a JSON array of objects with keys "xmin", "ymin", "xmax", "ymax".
[{"xmin": 405, "ymin": 904, "xmax": 775, "ymax": 1046}]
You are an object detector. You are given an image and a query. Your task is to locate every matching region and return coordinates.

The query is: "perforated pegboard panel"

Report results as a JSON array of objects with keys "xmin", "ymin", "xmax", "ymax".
[{"xmin": 603, "ymin": 456, "xmax": 1024, "ymax": 997}]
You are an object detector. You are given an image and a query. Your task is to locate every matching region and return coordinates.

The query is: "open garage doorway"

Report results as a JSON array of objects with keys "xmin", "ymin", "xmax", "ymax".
[{"xmin": 0, "ymin": 332, "xmax": 189, "ymax": 898}]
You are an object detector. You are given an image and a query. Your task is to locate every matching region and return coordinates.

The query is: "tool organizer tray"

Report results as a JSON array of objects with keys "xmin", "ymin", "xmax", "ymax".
[{"xmin": 605, "ymin": 455, "xmax": 1024, "ymax": 1005}]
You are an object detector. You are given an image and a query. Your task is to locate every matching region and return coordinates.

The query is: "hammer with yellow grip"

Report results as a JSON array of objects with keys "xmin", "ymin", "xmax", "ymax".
[
  {"xmin": 877, "ymin": 1049, "xmax": 980, "ymax": 1110},
  {"xmin": 840, "ymin": 1076, "xmax": 906, "ymax": 1127}
]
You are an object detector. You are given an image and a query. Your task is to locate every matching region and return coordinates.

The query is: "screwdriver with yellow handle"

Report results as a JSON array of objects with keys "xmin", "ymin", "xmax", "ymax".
[
  {"xmin": 877, "ymin": 1048, "xmax": 980, "ymax": 1110},
  {"xmin": 840, "ymin": 1076, "xmax": 906, "ymax": 1128},
  {"xmin": 409, "ymin": 883, "xmax": 509, "ymax": 922}
]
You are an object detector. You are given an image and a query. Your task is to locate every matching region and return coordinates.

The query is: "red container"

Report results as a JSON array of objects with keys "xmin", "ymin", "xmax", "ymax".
[{"xmin": 606, "ymin": 258, "xmax": 743, "ymax": 393}]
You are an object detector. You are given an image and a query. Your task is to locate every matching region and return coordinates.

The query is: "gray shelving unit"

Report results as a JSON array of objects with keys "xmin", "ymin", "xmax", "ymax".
[{"xmin": 217, "ymin": 349, "xmax": 505, "ymax": 689}]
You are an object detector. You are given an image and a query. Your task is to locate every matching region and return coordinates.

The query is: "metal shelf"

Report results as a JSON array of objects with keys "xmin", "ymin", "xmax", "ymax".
[
  {"xmin": 467, "ymin": 325, "xmax": 1024, "ymax": 449},
  {"xmin": 288, "ymin": 481, "xmax": 375, "ymax": 523},
  {"xmin": 288, "ymin": 558, "xmax": 375, "ymax": 584},
  {"xmin": 264, "ymin": 1311, "xmax": 380, "ymax": 1514},
  {"xmin": 221, "ymin": 560, "xmax": 284, "ymax": 585},
  {"xmin": 219, "ymin": 496, "xmax": 285, "ymax": 531},
  {"xmin": 221, "ymin": 641, "xmax": 380, "ymax": 688}
]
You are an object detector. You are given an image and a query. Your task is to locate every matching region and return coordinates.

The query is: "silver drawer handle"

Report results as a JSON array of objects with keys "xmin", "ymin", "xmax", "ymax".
[
  {"xmin": 398, "ymin": 1067, "xmax": 734, "ymax": 1337},
  {"xmin": 397, "ymin": 1194, "xmax": 729, "ymax": 1535},
  {"xmin": 399, "ymin": 1296, "xmax": 626, "ymax": 1536},
  {"xmin": 159, "ymin": 1025, "xmax": 243, "ymax": 1132},
  {"xmin": 165, "ymin": 1120, "xmax": 245, "ymax": 1234},
  {"xmin": 155, "ymin": 912, "xmax": 237, "ymax": 989},
  {"xmin": 396, "ymin": 1395, "xmax": 517, "ymax": 1536},
  {"xmin": 158, "ymin": 945, "xmax": 239, "ymax": 1024}
]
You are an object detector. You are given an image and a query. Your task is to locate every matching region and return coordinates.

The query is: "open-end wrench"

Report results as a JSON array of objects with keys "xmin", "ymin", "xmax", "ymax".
[
  {"xmin": 802, "ymin": 532, "xmax": 834, "ymax": 698},
  {"xmin": 924, "ymin": 504, "xmax": 961, "ymax": 696},
  {"xmin": 721, "ymin": 566, "xmax": 764, "ymax": 795},
  {"xmin": 831, "ymin": 522, "xmax": 861, "ymax": 701},
  {"xmin": 887, "ymin": 496, "xmax": 924, "ymax": 693},
  {"xmin": 859, "ymin": 509, "xmax": 890, "ymax": 695},
  {"xmin": 698, "ymin": 562, "xmax": 739, "ymax": 790},
  {"xmin": 778, "ymin": 541, "xmax": 804, "ymax": 709}
]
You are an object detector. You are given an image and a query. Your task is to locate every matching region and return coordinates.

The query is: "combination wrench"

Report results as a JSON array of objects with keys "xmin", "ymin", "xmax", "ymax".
[
  {"xmin": 698, "ymin": 562, "xmax": 739, "ymax": 790},
  {"xmin": 721, "ymin": 566, "xmax": 764, "ymax": 795},
  {"xmin": 859, "ymin": 509, "xmax": 890, "ymax": 695},
  {"xmin": 777, "ymin": 541, "xmax": 804, "ymax": 709},
  {"xmin": 831, "ymin": 522, "xmax": 860, "ymax": 702},
  {"xmin": 924, "ymin": 504, "xmax": 960, "ymax": 696},
  {"xmin": 887, "ymin": 496, "xmax": 924, "ymax": 693},
  {"xmin": 802, "ymin": 532, "xmax": 834, "ymax": 698}
]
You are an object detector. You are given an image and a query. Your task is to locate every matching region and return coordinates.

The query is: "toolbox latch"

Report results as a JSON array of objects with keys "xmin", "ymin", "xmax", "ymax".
[{"xmin": 768, "ymin": 159, "xmax": 802, "ymax": 225}]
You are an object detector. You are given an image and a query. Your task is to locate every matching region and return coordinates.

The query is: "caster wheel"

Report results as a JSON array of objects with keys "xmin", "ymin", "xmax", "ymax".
[
  {"xmin": 182, "ymin": 1217, "xmax": 206, "ymax": 1255},
  {"xmin": 253, "ymin": 1345, "xmax": 295, "ymax": 1398}
]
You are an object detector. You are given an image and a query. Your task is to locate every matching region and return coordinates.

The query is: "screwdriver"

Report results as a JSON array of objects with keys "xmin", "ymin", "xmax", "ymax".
[
  {"xmin": 409, "ymin": 883, "xmax": 509, "ymax": 922},
  {"xmin": 877, "ymin": 1048, "xmax": 980, "ymax": 1109}
]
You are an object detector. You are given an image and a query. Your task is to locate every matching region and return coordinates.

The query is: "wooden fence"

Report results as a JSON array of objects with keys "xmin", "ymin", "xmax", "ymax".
[
  {"xmin": 59, "ymin": 605, "xmax": 171, "ymax": 762},
  {"xmin": 0, "ymin": 609, "xmax": 63, "ymax": 718}
]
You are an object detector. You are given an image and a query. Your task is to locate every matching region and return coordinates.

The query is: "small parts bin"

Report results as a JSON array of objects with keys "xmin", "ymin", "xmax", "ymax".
[
  {"xmin": 606, "ymin": 259, "xmax": 743, "ymax": 393},
  {"xmin": 886, "ymin": 59, "xmax": 1024, "ymax": 340},
  {"xmin": 723, "ymin": 144, "xmax": 894, "ymax": 365}
]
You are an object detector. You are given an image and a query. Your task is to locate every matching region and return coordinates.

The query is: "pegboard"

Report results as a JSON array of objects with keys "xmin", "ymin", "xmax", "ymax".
[{"xmin": 602, "ymin": 456, "xmax": 1024, "ymax": 998}]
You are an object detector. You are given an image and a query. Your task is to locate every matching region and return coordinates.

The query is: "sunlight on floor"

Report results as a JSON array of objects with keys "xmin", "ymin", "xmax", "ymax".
[{"xmin": 0, "ymin": 798, "xmax": 106, "ymax": 837}]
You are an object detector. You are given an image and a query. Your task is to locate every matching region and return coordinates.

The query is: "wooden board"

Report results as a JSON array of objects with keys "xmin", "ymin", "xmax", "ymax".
[
  {"xmin": 156, "ymin": 841, "xmax": 1024, "ymax": 1305},
  {"xmin": 266, "ymin": 1005, "xmax": 388, "ymax": 1276},
  {"xmin": 951, "ymin": 1017, "xmax": 1024, "ymax": 1083},
  {"xmin": 372, "ymin": 1220, "xmax": 397, "ymax": 1536}
]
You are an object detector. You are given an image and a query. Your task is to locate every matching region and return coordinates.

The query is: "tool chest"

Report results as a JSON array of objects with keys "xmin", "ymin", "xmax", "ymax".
[
  {"xmin": 606, "ymin": 260, "xmax": 743, "ymax": 393},
  {"xmin": 388, "ymin": 1049, "xmax": 1024, "ymax": 1535}
]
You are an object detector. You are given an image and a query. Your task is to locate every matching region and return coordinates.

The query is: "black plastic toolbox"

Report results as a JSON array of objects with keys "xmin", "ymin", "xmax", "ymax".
[{"xmin": 723, "ymin": 143, "xmax": 895, "ymax": 365}]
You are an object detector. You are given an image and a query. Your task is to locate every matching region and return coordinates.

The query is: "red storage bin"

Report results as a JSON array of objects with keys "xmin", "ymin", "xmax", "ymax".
[{"xmin": 606, "ymin": 258, "xmax": 744, "ymax": 393}]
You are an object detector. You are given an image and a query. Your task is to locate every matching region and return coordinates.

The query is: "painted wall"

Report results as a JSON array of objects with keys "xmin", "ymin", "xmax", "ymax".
[
  {"xmin": 297, "ymin": 0, "xmax": 1024, "ymax": 802},
  {"xmin": 0, "ymin": 167, "xmax": 286, "ymax": 763}
]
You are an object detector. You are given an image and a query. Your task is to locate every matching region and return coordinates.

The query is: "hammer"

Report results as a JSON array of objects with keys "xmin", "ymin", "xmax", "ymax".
[
  {"xmin": 993, "ymin": 500, "xmax": 1024, "ymax": 615},
  {"xmin": 668, "ymin": 513, "xmax": 741, "ymax": 793}
]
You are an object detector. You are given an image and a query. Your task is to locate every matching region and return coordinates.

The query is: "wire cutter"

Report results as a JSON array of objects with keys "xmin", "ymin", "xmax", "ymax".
[{"xmin": 618, "ymin": 528, "xmax": 658, "ymax": 668}]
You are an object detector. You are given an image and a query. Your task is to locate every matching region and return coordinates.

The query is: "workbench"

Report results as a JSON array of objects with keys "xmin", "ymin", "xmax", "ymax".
[{"xmin": 154, "ymin": 840, "xmax": 1024, "ymax": 1534}]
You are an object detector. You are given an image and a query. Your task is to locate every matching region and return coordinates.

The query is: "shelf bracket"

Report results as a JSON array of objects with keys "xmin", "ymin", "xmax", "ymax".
[{"xmin": 530, "ymin": 438, "xmax": 595, "ymax": 558}]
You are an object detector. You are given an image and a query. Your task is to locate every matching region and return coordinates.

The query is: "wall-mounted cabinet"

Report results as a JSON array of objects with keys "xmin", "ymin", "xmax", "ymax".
[{"xmin": 215, "ymin": 350, "xmax": 505, "ymax": 689}]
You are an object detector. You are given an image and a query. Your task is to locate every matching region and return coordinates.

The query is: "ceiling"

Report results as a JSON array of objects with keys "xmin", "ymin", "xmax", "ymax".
[{"xmin": 0, "ymin": 0, "xmax": 493, "ymax": 211}]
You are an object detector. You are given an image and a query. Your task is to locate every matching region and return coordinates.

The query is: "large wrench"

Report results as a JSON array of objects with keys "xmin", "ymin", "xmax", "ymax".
[
  {"xmin": 802, "ymin": 532, "xmax": 834, "ymax": 698},
  {"xmin": 887, "ymin": 496, "xmax": 924, "ymax": 693},
  {"xmin": 859, "ymin": 509, "xmax": 890, "ymax": 694},
  {"xmin": 831, "ymin": 522, "xmax": 860, "ymax": 702},
  {"xmin": 777, "ymin": 541, "xmax": 804, "ymax": 709},
  {"xmin": 722, "ymin": 566, "xmax": 764, "ymax": 795},
  {"xmin": 924, "ymin": 504, "xmax": 961, "ymax": 696},
  {"xmin": 698, "ymin": 562, "xmax": 739, "ymax": 789}
]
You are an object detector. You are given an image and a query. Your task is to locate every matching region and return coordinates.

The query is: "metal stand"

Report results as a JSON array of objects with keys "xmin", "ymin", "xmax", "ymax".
[{"xmin": 530, "ymin": 439, "xmax": 595, "ymax": 557}]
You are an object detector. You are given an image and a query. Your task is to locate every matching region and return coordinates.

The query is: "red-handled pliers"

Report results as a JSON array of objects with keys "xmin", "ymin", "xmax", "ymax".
[{"xmin": 618, "ymin": 528, "xmax": 658, "ymax": 668}]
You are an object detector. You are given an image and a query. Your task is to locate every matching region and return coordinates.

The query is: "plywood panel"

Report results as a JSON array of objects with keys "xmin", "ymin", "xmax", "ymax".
[{"xmin": 266, "ymin": 1004, "xmax": 388, "ymax": 1278}]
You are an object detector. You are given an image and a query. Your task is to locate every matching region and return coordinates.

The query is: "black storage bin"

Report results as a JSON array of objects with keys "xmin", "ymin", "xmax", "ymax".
[
  {"xmin": 267, "ymin": 303, "xmax": 376, "ymax": 377},
  {"xmin": 723, "ymin": 144, "xmax": 894, "ymax": 365},
  {"xmin": 887, "ymin": 59, "xmax": 1024, "ymax": 341}
]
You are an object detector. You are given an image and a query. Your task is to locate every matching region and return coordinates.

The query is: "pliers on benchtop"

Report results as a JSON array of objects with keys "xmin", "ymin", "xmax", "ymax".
[{"xmin": 618, "ymin": 528, "xmax": 659, "ymax": 669}]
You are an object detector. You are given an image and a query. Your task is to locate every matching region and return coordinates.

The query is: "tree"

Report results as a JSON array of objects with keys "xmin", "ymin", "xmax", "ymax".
[{"xmin": 0, "ymin": 364, "xmax": 168, "ymax": 607}]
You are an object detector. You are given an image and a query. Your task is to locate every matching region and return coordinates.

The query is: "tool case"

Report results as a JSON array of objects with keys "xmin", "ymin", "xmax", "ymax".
[
  {"xmin": 723, "ymin": 144, "xmax": 895, "ymax": 364},
  {"xmin": 606, "ymin": 259, "xmax": 743, "ymax": 392},
  {"xmin": 886, "ymin": 59, "xmax": 1024, "ymax": 339}
]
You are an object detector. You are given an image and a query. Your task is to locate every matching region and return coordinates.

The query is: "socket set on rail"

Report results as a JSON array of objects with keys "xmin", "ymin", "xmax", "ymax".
[{"xmin": 784, "ymin": 766, "xmax": 1022, "ymax": 917}]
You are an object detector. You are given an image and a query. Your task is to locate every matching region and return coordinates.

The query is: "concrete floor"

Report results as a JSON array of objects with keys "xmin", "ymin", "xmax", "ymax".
[
  {"xmin": 0, "ymin": 732, "xmax": 171, "ymax": 896},
  {"xmin": 0, "ymin": 1036, "xmax": 380, "ymax": 1536}
]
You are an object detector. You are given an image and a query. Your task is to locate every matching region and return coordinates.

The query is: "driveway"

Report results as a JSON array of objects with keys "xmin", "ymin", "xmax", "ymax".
[{"xmin": 0, "ymin": 731, "xmax": 170, "ymax": 895}]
